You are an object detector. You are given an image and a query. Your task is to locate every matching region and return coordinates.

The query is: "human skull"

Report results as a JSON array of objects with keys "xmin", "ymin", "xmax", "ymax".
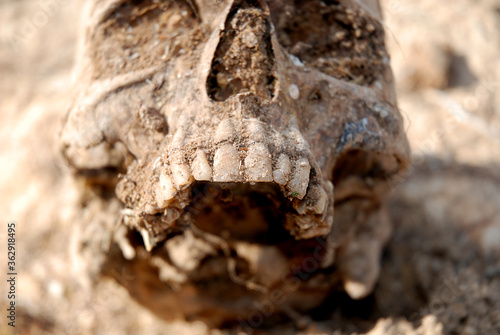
[{"xmin": 61, "ymin": 0, "xmax": 410, "ymax": 327}]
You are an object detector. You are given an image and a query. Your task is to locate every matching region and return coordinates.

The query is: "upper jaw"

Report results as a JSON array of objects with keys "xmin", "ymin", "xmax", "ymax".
[{"xmin": 116, "ymin": 105, "xmax": 334, "ymax": 247}]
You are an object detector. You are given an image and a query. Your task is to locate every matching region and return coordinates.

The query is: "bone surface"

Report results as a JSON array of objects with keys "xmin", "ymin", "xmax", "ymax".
[{"xmin": 61, "ymin": 0, "xmax": 410, "ymax": 326}]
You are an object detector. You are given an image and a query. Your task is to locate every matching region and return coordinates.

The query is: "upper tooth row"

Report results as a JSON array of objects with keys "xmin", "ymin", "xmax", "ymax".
[{"xmin": 154, "ymin": 143, "xmax": 312, "ymax": 208}]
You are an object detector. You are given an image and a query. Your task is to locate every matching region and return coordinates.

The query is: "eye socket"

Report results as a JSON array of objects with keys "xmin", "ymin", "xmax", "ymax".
[
  {"xmin": 267, "ymin": 0, "xmax": 387, "ymax": 86},
  {"xmin": 91, "ymin": 0, "xmax": 200, "ymax": 80}
]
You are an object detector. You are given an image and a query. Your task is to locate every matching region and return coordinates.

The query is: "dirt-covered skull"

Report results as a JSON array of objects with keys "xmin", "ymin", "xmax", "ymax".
[{"xmin": 61, "ymin": 0, "xmax": 410, "ymax": 327}]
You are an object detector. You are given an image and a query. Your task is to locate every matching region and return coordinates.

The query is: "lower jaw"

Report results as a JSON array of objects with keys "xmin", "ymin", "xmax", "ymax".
[{"xmin": 106, "ymin": 181, "xmax": 342, "ymax": 326}]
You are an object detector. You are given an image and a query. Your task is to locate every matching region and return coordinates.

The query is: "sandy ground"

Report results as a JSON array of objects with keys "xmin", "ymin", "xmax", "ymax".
[{"xmin": 0, "ymin": 0, "xmax": 499, "ymax": 334}]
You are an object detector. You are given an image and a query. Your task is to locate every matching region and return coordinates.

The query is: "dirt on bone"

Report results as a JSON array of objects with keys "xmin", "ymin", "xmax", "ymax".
[
  {"xmin": 207, "ymin": 1, "xmax": 277, "ymax": 101},
  {"xmin": 269, "ymin": 0, "xmax": 388, "ymax": 86},
  {"xmin": 5, "ymin": 0, "xmax": 500, "ymax": 332},
  {"xmin": 59, "ymin": 0, "xmax": 409, "ymax": 327}
]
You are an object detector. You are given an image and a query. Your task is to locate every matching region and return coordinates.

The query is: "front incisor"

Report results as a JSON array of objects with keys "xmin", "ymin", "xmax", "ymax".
[
  {"xmin": 213, "ymin": 144, "xmax": 240, "ymax": 182},
  {"xmin": 245, "ymin": 143, "xmax": 273, "ymax": 182}
]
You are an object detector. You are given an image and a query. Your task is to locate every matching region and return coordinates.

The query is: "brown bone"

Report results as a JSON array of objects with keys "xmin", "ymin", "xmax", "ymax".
[{"xmin": 61, "ymin": 0, "xmax": 410, "ymax": 326}]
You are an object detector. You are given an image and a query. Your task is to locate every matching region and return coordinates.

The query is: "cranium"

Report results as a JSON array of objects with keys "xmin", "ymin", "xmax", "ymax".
[{"xmin": 61, "ymin": 0, "xmax": 409, "ymax": 326}]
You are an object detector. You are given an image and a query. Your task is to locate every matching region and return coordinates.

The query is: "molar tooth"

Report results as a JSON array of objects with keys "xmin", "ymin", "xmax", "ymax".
[
  {"xmin": 155, "ymin": 173, "xmax": 177, "ymax": 208},
  {"xmin": 171, "ymin": 162, "xmax": 194, "ymax": 189},
  {"xmin": 244, "ymin": 143, "xmax": 273, "ymax": 182},
  {"xmin": 213, "ymin": 144, "xmax": 240, "ymax": 181},
  {"xmin": 192, "ymin": 150, "xmax": 212, "ymax": 181},
  {"xmin": 273, "ymin": 154, "xmax": 291, "ymax": 185},
  {"xmin": 287, "ymin": 157, "xmax": 310, "ymax": 199},
  {"xmin": 214, "ymin": 118, "xmax": 236, "ymax": 143}
]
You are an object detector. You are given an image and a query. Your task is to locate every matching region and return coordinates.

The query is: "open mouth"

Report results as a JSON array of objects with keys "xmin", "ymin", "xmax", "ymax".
[
  {"xmin": 116, "ymin": 116, "xmax": 335, "ymax": 251},
  {"xmin": 186, "ymin": 182, "xmax": 292, "ymax": 244},
  {"xmin": 109, "ymin": 180, "xmax": 340, "ymax": 326},
  {"xmin": 119, "ymin": 161, "xmax": 333, "ymax": 252},
  {"xmin": 105, "ymin": 145, "xmax": 403, "ymax": 325}
]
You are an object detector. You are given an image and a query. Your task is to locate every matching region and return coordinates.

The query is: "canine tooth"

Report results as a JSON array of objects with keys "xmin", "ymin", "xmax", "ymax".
[
  {"xmin": 244, "ymin": 143, "xmax": 273, "ymax": 182},
  {"xmin": 171, "ymin": 162, "xmax": 193, "ymax": 189},
  {"xmin": 139, "ymin": 227, "xmax": 153, "ymax": 252},
  {"xmin": 114, "ymin": 224, "xmax": 136, "ymax": 260},
  {"xmin": 192, "ymin": 150, "xmax": 212, "ymax": 181},
  {"xmin": 155, "ymin": 173, "xmax": 176, "ymax": 208},
  {"xmin": 273, "ymin": 154, "xmax": 291, "ymax": 185},
  {"xmin": 214, "ymin": 118, "xmax": 236, "ymax": 143},
  {"xmin": 313, "ymin": 186, "xmax": 328, "ymax": 214},
  {"xmin": 213, "ymin": 144, "xmax": 240, "ymax": 181},
  {"xmin": 288, "ymin": 157, "xmax": 310, "ymax": 199}
]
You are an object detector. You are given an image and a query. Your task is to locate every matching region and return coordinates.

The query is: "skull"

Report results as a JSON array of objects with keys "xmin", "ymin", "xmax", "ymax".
[{"xmin": 61, "ymin": 0, "xmax": 409, "ymax": 326}]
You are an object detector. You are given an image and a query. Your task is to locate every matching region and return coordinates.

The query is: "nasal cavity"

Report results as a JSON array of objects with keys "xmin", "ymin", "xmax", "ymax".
[{"xmin": 207, "ymin": 0, "xmax": 277, "ymax": 102}]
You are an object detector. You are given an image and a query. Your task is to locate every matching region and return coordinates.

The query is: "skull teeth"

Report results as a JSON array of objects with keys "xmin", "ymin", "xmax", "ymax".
[
  {"xmin": 155, "ymin": 173, "xmax": 177, "ymax": 208},
  {"xmin": 150, "ymin": 119, "xmax": 331, "ymax": 223},
  {"xmin": 244, "ymin": 143, "xmax": 273, "ymax": 182},
  {"xmin": 311, "ymin": 185, "xmax": 328, "ymax": 215},
  {"xmin": 273, "ymin": 154, "xmax": 291, "ymax": 186},
  {"xmin": 213, "ymin": 144, "xmax": 240, "ymax": 182},
  {"xmin": 192, "ymin": 150, "xmax": 212, "ymax": 181},
  {"xmin": 171, "ymin": 161, "xmax": 193, "ymax": 189},
  {"xmin": 287, "ymin": 157, "xmax": 311, "ymax": 200}
]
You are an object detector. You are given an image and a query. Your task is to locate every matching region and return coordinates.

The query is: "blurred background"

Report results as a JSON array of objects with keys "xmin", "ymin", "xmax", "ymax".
[{"xmin": 0, "ymin": 0, "xmax": 499, "ymax": 334}]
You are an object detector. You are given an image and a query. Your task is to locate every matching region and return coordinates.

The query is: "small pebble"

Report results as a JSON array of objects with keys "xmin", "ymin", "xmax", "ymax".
[
  {"xmin": 288, "ymin": 84, "xmax": 300, "ymax": 99},
  {"xmin": 242, "ymin": 30, "xmax": 258, "ymax": 48}
]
